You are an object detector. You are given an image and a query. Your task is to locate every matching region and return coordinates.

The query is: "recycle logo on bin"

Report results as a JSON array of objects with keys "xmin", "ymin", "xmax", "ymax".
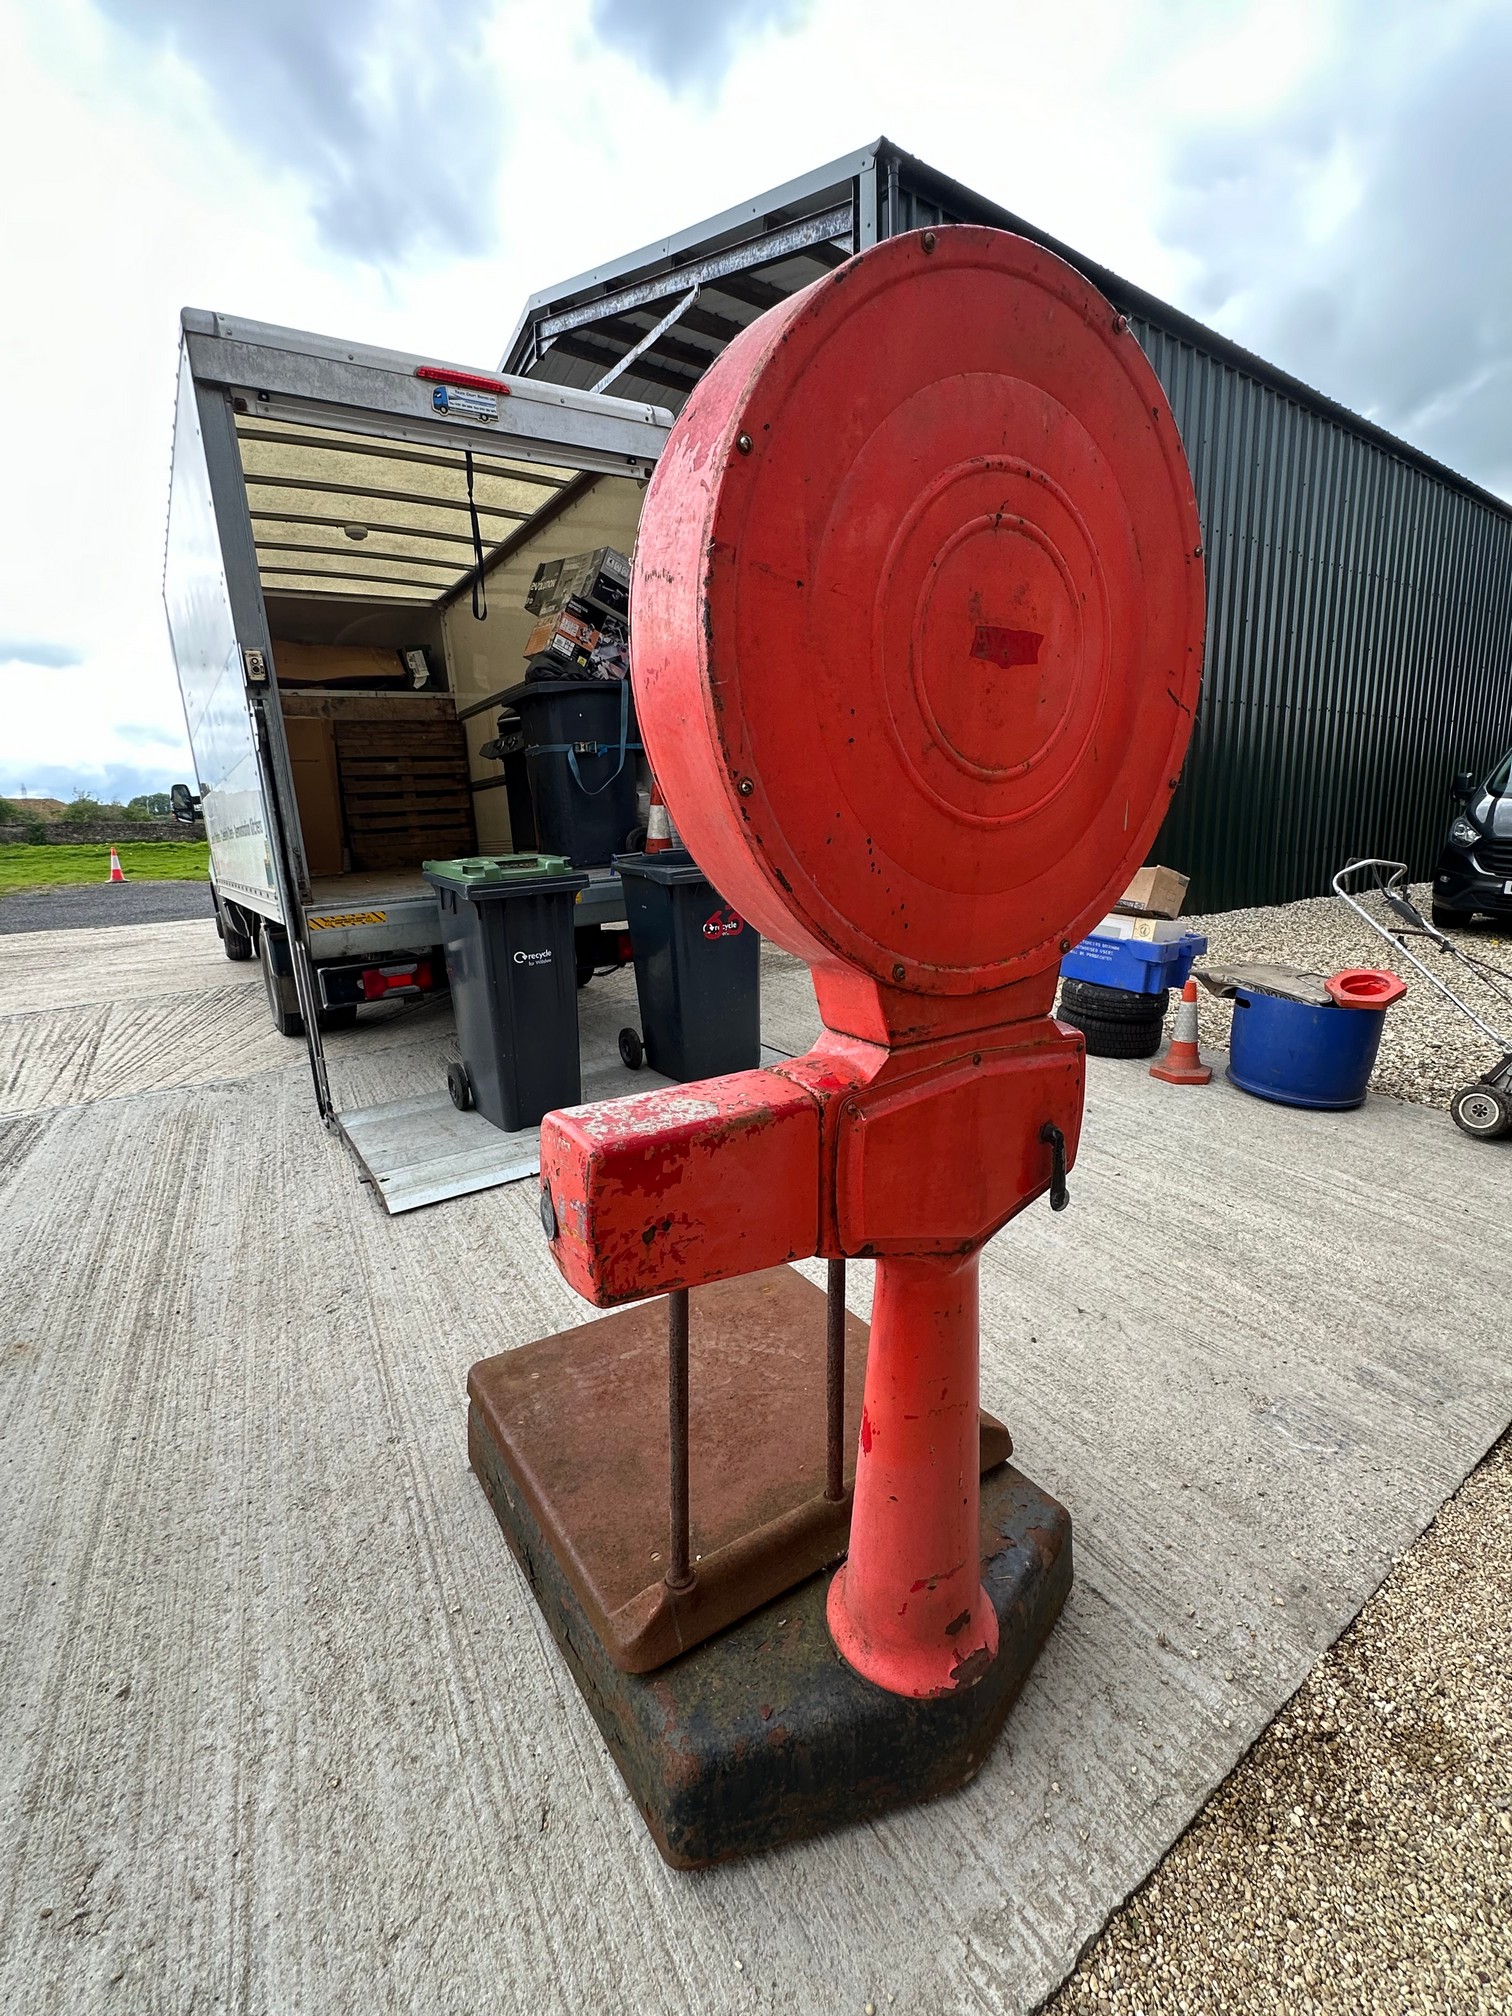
[{"xmin": 702, "ymin": 906, "xmax": 744, "ymax": 940}]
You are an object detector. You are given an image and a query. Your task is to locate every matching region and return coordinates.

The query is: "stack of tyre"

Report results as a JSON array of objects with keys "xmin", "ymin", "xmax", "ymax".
[{"xmin": 1058, "ymin": 977, "xmax": 1168, "ymax": 1059}]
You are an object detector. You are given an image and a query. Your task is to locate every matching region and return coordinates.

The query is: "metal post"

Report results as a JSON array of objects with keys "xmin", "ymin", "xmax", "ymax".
[
  {"xmin": 666, "ymin": 1289, "xmax": 694, "ymax": 1590},
  {"xmin": 826, "ymin": 1258, "xmax": 846, "ymax": 1501},
  {"xmin": 827, "ymin": 1250, "xmax": 996, "ymax": 1696}
]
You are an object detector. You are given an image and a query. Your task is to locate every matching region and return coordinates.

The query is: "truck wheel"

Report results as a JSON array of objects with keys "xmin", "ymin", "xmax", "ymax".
[
  {"xmin": 447, "ymin": 1061, "xmax": 473, "ymax": 1111},
  {"xmin": 216, "ymin": 894, "xmax": 255, "ymax": 962},
  {"xmin": 1449, "ymin": 1083, "xmax": 1512, "ymax": 1140},
  {"xmin": 261, "ymin": 930, "xmax": 304, "ymax": 1038},
  {"xmin": 618, "ymin": 1026, "xmax": 644, "ymax": 1070}
]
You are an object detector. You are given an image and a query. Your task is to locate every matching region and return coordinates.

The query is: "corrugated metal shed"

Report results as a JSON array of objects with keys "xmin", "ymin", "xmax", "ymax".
[{"xmin": 502, "ymin": 139, "xmax": 1512, "ymax": 911}]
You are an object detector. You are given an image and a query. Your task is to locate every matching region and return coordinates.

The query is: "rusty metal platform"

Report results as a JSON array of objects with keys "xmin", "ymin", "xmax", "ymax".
[
  {"xmin": 467, "ymin": 1265, "xmax": 1012, "ymax": 1674},
  {"xmin": 473, "ymin": 1438, "xmax": 1070, "ymax": 1867}
]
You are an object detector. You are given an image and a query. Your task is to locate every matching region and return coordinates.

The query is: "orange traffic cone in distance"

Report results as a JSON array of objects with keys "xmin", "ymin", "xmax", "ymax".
[
  {"xmin": 1150, "ymin": 977, "xmax": 1211, "ymax": 1085},
  {"xmin": 107, "ymin": 847, "xmax": 125, "ymax": 883},
  {"xmin": 645, "ymin": 779, "xmax": 677, "ymax": 853}
]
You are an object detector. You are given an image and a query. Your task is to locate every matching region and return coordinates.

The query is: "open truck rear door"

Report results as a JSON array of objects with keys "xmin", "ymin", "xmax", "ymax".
[{"xmin": 164, "ymin": 309, "xmax": 670, "ymax": 1174}]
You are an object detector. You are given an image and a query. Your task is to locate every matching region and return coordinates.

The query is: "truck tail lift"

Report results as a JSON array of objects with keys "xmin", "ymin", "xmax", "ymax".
[{"xmin": 467, "ymin": 226, "xmax": 1207, "ymax": 1865}]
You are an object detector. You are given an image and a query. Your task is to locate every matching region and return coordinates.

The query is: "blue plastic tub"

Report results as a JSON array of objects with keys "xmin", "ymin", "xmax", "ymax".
[
  {"xmin": 1060, "ymin": 930, "xmax": 1208, "ymax": 995},
  {"xmin": 1227, "ymin": 987, "xmax": 1386, "ymax": 1110}
]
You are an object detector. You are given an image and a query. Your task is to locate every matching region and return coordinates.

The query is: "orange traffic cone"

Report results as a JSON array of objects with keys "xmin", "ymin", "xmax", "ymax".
[
  {"xmin": 107, "ymin": 847, "xmax": 126, "ymax": 883},
  {"xmin": 645, "ymin": 779, "xmax": 678, "ymax": 853},
  {"xmin": 1150, "ymin": 977, "xmax": 1211, "ymax": 1085}
]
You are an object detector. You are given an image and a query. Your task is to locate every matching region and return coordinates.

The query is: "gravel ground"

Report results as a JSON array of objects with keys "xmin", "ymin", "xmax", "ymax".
[
  {"xmin": 1046, "ymin": 881, "xmax": 1512, "ymax": 2015},
  {"xmin": 0, "ymin": 879, "xmax": 214, "ymax": 933},
  {"xmin": 1045, "ymin": 1427, "xmax": 1512, "ymax": 2016},
  {"xmin": 1171, "ymin": 884, "xmax": 1512, "ymax": 1110}
]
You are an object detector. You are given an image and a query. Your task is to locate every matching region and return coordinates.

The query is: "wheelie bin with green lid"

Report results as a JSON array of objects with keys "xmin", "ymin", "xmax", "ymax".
[{"xmin": 423, "ymin": 854, "xmax": 589, "ymax": 1130}]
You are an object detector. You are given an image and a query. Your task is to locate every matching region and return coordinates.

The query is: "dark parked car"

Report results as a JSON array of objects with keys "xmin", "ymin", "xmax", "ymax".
[{"xmin": 1431, "ymin": 746, "xmax": 1512, "ymax": 927}]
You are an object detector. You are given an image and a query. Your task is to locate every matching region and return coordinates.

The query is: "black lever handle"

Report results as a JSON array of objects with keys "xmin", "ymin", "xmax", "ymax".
[{"xmin": 1039, "ymin": 1122, "xmax": 1069, "ymax": 1212}]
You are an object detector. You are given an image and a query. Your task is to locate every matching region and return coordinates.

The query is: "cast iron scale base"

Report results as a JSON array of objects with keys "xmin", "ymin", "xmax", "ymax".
[{"xmin": 468, "ymin": 1266, "xmax": 1070, "ymax": 1867}]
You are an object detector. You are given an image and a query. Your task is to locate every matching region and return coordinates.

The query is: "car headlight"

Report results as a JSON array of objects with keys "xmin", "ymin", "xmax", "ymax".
[{"xmin": 1450, "ymin": 815, "xmax": 1480, "ymax": 848}]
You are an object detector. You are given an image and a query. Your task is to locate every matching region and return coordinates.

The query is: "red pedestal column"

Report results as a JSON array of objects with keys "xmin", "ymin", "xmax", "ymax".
[{"xmin": 827, "ymin": 1250, "xmax": 998, "ymax": 1697}]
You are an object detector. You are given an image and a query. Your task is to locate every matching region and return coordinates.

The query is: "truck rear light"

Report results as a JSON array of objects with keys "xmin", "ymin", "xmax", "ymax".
[
  {"xmin": 414, "ymin": 365, "xmax": 509, "ymax": 396},
  {"xmin": 361, "ymin": 960, "xmax": 435, "ymax": 1001}
]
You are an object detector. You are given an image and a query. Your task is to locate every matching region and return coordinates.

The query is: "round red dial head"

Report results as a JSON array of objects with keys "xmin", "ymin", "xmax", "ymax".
[{"xmin": 632, "ymin": 226, "xmax": 1205, "ymax": 1008}]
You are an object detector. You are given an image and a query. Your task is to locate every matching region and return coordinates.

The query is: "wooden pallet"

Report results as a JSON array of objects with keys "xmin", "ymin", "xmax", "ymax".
[{"xmin": 335, "ymin": 721, "xmax": 476, "ymax": 872}]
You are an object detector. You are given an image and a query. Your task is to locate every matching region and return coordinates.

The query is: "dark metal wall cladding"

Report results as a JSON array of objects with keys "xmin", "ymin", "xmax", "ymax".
[
  {"xmin": 885, "ymin": 167, "xmax": 1512, "ymax": 912},
  {"xmin": 1131, "ymin": 326, "xmax": 1512, "ymax": 912}
]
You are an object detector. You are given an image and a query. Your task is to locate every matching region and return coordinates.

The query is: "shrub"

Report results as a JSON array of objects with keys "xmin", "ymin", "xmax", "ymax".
[
  {"xmin": 61, "ymin": 796, "xmax": 126, "ymax": 824},
  {"xmin": 23, "ymin": 821, "xmax": 47, "ymax": 844},
  {"xmin": 0, "ymin": 797, "xmax": 17, "ymax": 822}
]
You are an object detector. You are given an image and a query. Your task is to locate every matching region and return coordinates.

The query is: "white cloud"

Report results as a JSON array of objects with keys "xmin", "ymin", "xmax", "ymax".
[
  {"xmin": 0, "ymin": 639, "xmax": 86, "ymax": 669},
  {"xmin": 1161, "ymin": 0, "xmax": 1512, "ymax": 494},
  {"xmin": 587, "ymin": 0, "xmax": 807, "ymax": 93},
  {"xmin": 94, "ymin": 0, "xmax": 505, "ymax": 260},
  {"xmin": 0, "ymin": 0, "xmax": 1506, "ymax": 791}
]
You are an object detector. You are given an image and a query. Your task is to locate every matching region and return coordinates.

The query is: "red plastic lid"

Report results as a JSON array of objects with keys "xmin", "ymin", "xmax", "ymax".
[
  {"xmin": 631, "ymin": 226, "xmax": 1206, "ymax": 999},
  {"xmin": 1326, "ymin": 968, "xmax": 1407, "ymax": 1009}
]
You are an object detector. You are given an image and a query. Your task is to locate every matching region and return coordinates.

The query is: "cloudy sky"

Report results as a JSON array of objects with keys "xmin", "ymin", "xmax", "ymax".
[{"xmin": 1, "ymin": 0, "xmax": 1507, "ymax": 803}]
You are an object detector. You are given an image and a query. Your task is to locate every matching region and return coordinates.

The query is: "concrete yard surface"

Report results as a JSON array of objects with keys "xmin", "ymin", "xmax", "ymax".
[{"xmin": 1, "ymin": 920, "xmax": 1509, "ymax": 2015}]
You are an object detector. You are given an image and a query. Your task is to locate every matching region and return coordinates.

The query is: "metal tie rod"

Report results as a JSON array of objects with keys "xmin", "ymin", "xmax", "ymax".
[
  {"xmin": 826, "ymin": 1259, "xmax": 846, "ymax": 1502},
  {"xmin": 592, "ymin": 288, "xmax": 700, "ymax": 396},
  {"xmin": 666, "ymin": 1289, "xmax": 694, "ymax": 1591}
]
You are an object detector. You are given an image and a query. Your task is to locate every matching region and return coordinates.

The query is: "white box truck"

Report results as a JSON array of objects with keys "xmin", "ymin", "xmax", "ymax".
[{"xmin": 164, "ymin": 309, "xmax": 670, "ymax": 1166}]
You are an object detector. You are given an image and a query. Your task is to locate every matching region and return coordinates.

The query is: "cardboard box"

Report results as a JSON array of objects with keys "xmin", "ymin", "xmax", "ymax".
[
  {"xmin": 525, "ymin": 547, "xmax": 631, "ymax": 624},
  {"xmin": 271, "ymin": 641, "xmax": 411, "ymax": 688},
  {"xmin": 1090, "ymin": 911, "xmax": 1188, "ymax": 944},
  {"xmin": 524, "ymin": 608, "xmax": 599, "ymax": 664},
  {"xmin": 283, "ymin": 716, "xmax": 345, "ymax": 875},
  {"xmin": 1115, "ymin": 865, "xmax": 1189, "ymax": 919}
]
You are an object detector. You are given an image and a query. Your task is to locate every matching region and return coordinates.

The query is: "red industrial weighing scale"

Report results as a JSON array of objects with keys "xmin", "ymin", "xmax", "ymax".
[{"xmin": 468, "ymin": 224, "xmax": 1205, "ymax": 1865}]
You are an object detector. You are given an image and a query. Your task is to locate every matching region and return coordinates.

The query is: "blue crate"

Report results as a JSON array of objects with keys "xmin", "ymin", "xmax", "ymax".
[{"xmin": 1059, "ymin": 929, "xmax": 1208, "ymax": 995}]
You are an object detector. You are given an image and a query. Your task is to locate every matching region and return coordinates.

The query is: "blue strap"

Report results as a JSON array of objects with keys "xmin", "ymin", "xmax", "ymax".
[{"xmin": 554, "ymin": 678, "xmax": 633, "ymax": 797}]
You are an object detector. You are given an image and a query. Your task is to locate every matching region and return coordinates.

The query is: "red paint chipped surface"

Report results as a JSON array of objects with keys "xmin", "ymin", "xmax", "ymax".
[
  {"xmin": 970, "ymin": 624, "xmax": 1043, "ymax": 670},
  {"xmin": 860, "ymin": 1408, "xmax": 873, "ymax": 1454}
]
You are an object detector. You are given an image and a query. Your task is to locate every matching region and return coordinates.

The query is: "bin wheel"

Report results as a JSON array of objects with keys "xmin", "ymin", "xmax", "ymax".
[
  {"xmin": 447, "ymin": 1061, "xmax": 474, "ymax": 1111},
  {"xmin": 618, "ymin": 1027, "xmax": 644, "ymax": 1071},
  {"xmin": 1449, "ymin": 1082, "xmax": 1512, "ymax": 1140}
]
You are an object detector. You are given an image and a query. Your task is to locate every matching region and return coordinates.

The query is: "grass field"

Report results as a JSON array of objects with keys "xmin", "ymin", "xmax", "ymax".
[{"xmin": 0, "ymin": 843, "xmax": 210, "ymax": 895}]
